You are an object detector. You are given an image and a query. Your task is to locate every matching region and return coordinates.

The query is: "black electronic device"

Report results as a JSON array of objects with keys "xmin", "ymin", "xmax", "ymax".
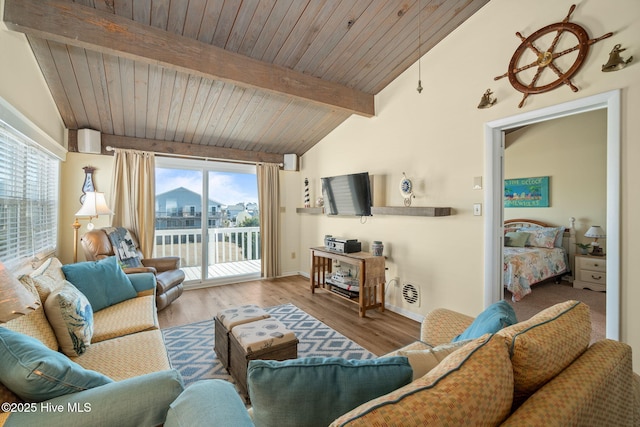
[
  {"xmin": 325, "ymin": 237, "xmax": 361, "ymax": 253},
  {"xmin": 321, "ymin": 172, "xmax": 373, "ymax": 216}
]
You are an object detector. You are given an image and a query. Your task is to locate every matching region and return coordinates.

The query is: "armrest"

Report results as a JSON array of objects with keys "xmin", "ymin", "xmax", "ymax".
[
  {"xmin": 165, "ymin": 380, "xmax": 254, "ymax": 427},
  {"xmin": 123, "ymin": 266, "xmax": 157, "ymax": 275},
  {"xmin": 421, "ymin": 308, "xmax": 475, "ymax": 346},
  {"xmin": 141, "ymin": 257, "xmax": 181, "ymax": 273},
  {"xmin": 5, "ymin": 370, "xmax": 184, "ymax": 427},
  {"xmin": 126, "ymin": 272, "xmax": 156, "ymax": 295}
]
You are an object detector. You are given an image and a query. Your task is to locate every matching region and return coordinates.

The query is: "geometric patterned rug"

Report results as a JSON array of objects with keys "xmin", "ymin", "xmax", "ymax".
[{"xmin": 162, "ymin": 303, "xmax": 376, "ymax": 387}]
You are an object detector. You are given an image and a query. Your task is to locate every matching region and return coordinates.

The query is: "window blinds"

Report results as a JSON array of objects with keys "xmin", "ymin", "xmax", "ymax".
[{"xmin": 0, "ymin": 121, "xmax": 59, "ymax": 269}]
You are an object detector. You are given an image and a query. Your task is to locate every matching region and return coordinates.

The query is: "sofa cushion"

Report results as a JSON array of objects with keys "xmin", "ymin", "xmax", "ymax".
[
  {"xmin": 386, "ymin": 340, "xmax": 469, "ymax": 380},
  {"xmin": 44, "ymin": 281, "xmax": 94, "ymax": 357},
  {"xmin": 28, "ymin": 257, "xmax": 66, "ymax": 302},
  {"xmin": 91, "ymin": 295, "xmax": 158, "ymax": 343},
  {"xmin": 62, "ymin": 256, "xmax": 137, "ymax": 312},
  {"xmin": 248, "ymin": 357, "xmax": 413, "ymax": 427},
  {"xmin": 496, "ymin": 300, "xmax": 591, "ymax": 409},
  {"xmin": 70, "ymin": 329, "xmax": 170, "ymax": 381},
  {"xmin": 452, "ymin": 300, "xmax": 517, "ymax": 342},
  {"xmin": 331, "ymin": 334, "xmax": 513, "ymax": 427},
  {"xmin": 0, "ymin": 327, "xmax": 112, "ymax": 402}
]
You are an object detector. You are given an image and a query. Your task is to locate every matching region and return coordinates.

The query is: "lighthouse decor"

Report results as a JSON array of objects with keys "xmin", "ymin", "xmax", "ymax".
[{"xmin": 304, "ymin": 178, "xmax": 311, "ymax": 208}]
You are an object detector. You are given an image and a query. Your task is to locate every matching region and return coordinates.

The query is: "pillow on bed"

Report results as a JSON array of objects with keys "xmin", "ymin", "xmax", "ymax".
[
  {"xmin": 519, "ymin": 227, "xmax": 560, "ymax": 249},
  {"xmin": 519, "ymin": 226, "xmax": 565, "ymax": 248},
  {"xmin": 552, "ymin": 226, "xmax": 566, "ymax": 247},
  {"xmin": 505, "ymin": 232, "xmax": 530, "ymax": 247}
]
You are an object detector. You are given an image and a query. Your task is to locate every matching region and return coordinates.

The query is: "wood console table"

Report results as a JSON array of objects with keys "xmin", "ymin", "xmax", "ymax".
[{"xmin": 309, "ymin": 247, "xmax": 385, "ymax": 317}]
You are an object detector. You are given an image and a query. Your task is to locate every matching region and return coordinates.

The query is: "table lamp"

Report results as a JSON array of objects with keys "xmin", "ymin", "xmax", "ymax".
[
  {"xmin": 0, "ymin": 261, "xmax": 40, "ymax": 323},
  {"xmin": 584, "ymin": 225, "xmax": 606, "ymax": 256},
  {"xmin": 72, "ymin": 192, "xmax": 113, "ymax": 263}
]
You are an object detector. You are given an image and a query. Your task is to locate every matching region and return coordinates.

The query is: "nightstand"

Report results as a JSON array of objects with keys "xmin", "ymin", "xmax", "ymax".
[{"xmin": 573, "ymin": 255, "xmax": 606, "ymax": 292}]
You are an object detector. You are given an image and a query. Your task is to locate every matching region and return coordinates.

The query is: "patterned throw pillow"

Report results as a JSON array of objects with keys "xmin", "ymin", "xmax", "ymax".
[
  {"xmin": 29, "ymin": 257, "xmax": 66, "ymax": 302},
  {"xmin": 44, "ymin": 281, "xmax": 94, "ymax": 356},
  {"xmin": 104, "ymin": 227, "xmax": 143, "ymax": 268}
]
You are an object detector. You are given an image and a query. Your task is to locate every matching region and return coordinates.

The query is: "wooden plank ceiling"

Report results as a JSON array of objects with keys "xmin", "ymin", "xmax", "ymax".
[{"xmin": 4, "ymin": 0, "xmax": 488, "ymax": 163}]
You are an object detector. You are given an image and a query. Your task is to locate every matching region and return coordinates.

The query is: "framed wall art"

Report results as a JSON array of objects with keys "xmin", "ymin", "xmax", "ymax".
[{"xmin": 504, "ymin": 176, "xmax": 549, "ymax": 208}]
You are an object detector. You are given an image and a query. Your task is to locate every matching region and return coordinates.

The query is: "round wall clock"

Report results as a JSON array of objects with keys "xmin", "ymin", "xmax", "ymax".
[
  {"xmin": 494, "ymin": 4, "xmax": 612, "ymax": 108},
  {"xmin": 399, "ymin": 172, "xmax": 414, "ymax": 207}
]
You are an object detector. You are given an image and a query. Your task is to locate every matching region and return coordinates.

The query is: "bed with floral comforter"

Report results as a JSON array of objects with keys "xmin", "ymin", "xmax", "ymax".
[{"xmin": 503, "ymin": 246, "xmax": 568, "ymax": 301}]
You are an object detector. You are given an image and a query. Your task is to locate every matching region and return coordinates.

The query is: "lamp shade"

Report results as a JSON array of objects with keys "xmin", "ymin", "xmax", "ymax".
[
  {"xmin": 584, "ymin": 226, "xmax": 606, "ymax": 239},
  {"xmin": 75, "ymin": 192, "xmax": 113, "ymax": 217},
  {"xmin": 0, "ymin": 261, "xmax": 40, "ymax": 323}
]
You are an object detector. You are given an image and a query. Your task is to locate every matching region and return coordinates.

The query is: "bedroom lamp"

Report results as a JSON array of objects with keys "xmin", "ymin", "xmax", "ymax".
[
  {"xmin": 0, "ymin": 261, "xmax": 40, "ymax": 323},
  {"xmin": 584, "ymin": 226, "xmax": 606, "ymax": 256},
  {"xmin": 72, "ymin": 192, "xmax": 113, "ymax": 263}
]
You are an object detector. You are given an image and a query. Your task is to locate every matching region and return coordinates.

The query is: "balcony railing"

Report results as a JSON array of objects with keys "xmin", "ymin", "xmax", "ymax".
[{"xmin": 153, "ymin": 226, "xmax": 261, "ymax": 269}]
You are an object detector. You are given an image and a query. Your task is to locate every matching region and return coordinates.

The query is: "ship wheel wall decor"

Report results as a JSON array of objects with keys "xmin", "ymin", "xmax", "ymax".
[{"xmin": 495, "ymin": 4, "xmax": 612, "ymax": 108}]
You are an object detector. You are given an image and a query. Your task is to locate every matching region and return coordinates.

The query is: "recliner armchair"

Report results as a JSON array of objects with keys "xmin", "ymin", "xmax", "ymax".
[{"xmin": 80, "ymin": 228, "xmax": 185, "ymax": 310}]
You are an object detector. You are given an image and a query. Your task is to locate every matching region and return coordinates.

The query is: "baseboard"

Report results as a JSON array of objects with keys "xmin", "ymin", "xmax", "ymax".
[
  {"xmin": 384, "ymin": 303, "xmax": 424, "ymax": 323},
  {"xmin": 183, "ymin": 273, "xmax": 261, "ymax": 290}
]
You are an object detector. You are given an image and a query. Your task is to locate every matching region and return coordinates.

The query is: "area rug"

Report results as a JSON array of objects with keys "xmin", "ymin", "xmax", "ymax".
[{"xmin": 162, "ymin": 303, "xmax": 376, "ymax": 387}]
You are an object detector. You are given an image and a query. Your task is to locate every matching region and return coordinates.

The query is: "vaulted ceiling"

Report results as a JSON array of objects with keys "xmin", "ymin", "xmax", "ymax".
[{"xmin": 4, "ymin": 0, "xmax": 489, "ymax": 163}]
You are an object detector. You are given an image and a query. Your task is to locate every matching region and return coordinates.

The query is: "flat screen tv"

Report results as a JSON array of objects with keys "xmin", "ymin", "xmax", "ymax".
[{"xmin": 321, "ymin": 172, "xmax": 372, "ymax": 216}]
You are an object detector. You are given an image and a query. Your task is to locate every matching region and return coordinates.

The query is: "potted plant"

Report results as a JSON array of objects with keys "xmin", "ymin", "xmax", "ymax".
[{"xmin": 576, "ymin": 242, "xmax": 591, "ymax": 255}]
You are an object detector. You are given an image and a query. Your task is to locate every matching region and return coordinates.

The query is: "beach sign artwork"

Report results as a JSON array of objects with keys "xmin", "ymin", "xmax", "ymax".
[{"xmin": 504, "ymin": 176, "xmax": 549, "ymax": 208}]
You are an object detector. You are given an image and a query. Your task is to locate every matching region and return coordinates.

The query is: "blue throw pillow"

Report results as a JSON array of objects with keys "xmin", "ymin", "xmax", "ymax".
[
  {"xmin": 452, "ymin": 300, "xmax": 518, "ymax": 342},
  {"xmin": 62, "ymin": 256, "xmax": 137, "ymax": 312},
  {"xmin": 0, "ymin": 327, "xmax": 113, "ymax": 402},
  {"xmin": 248, "ymin": 357, "xmax": 413, "ymax": 427}
]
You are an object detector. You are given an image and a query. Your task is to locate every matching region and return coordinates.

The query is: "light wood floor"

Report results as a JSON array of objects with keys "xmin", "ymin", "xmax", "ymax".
[{"xmin": 157, "ymin": 275, "xmax": 421, "ymax": 356}]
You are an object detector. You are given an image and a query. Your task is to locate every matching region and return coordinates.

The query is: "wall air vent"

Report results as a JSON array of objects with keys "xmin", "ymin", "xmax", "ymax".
[{"xmin": 402, "ymin": 283, "xmax": 420, "ymax": 306}]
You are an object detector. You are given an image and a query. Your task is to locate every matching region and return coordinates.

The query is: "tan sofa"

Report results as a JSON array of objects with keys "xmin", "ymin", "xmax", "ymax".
[
  {"xmin": 0, "ymin": 258, "xmax": 179, "ymax": 426},
  {"xmin": 332, "ymin": 300, "xmax": 640, "ymax": 426},
  {"xmin": 165, "ymin": 300, "xmax": 640, "ymax": 426}
]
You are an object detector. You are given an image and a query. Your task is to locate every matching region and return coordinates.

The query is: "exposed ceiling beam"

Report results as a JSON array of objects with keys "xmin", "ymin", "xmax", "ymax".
[
  {"xmin": 3, "ymin": 0, "xmax": 375, "ymax": 118},
  {"xmin": 68, "ymin": 131, "xmax": 285, "ymax": 165}
]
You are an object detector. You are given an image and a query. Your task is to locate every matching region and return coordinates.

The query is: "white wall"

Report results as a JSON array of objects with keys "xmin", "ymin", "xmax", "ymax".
[{"xmin": 283, "ymin": 0, "xmax": 640, "ymax": 369}]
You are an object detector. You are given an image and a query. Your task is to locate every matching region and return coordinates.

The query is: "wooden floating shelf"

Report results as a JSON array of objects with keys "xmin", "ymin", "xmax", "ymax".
[
  {"xmin": 371, "ymin": 206, "xmax": 452, "ymax": 216},
  {"xmin": 296, "ymin": 207, "xmax": 324, "ymax": 214},
  {"xmin": 296, "ymin": 206, "xmax": 452, "ymax": 216}
]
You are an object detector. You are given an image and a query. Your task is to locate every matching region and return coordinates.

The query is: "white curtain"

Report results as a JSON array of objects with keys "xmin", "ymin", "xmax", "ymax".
[
  {"xmin": 257, "ymin": 163, "xmax": 280, "ymax": 278},
  {"xmin": 110, "ymin": 149, "xmax": 155, "ymax": 258}
]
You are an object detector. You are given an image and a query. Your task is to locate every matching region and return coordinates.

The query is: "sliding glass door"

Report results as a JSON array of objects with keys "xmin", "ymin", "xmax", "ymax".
[{"xmin": 155, "ymin": 157, "xmax": 260, "ymax": 284}]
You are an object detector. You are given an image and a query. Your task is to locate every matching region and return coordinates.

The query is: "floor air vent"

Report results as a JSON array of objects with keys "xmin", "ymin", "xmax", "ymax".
[{"xmin": 402, "ymin": 283, "xmax": 420, "ymax": 306}]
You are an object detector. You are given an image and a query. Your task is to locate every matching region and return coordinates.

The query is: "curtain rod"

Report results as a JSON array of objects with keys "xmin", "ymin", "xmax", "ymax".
[{"xmin": 104, "ymin": 145, "xmax": 283, "ymax": 167}]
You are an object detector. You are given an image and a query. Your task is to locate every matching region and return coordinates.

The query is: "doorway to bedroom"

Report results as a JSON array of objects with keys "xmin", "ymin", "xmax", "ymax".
[{"xmin": 484, "ymin": 90, "xmax": 620, "ymax": 341}]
